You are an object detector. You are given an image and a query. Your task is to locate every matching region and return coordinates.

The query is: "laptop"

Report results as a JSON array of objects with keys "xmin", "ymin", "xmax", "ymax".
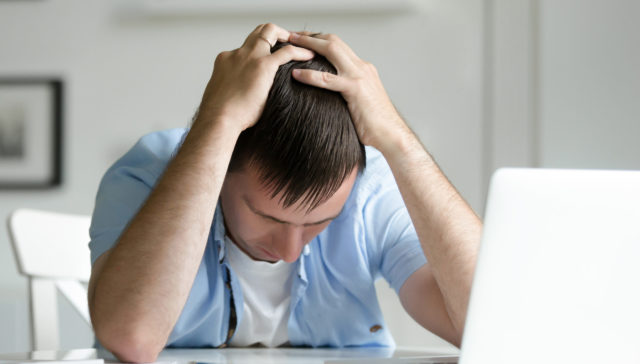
[
  {"xmin": 330, "ymin": 168, "xmax": 640, "ymax": 364},
  {"xmin": 459, "ymin": 168, "xmax": 640, "ymax": 364}
]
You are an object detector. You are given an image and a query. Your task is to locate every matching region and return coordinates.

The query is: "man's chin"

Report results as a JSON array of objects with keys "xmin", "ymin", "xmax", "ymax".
[
  {"xmin": 228, "ymin": 236, "xmax": 281, "ymax": 263},
  {"xmin": 257, "ymin": 247, "xmax": 281, "ymax": 262}
]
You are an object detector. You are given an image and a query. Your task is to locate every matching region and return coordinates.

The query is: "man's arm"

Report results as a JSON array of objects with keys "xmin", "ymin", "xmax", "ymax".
[
  {"xmin": 386, "ymin": 127, "xmax": 481, "ymax": 346},
  {"xmin": 289, "ymin": 32, "xmax": 482, "ymax": 345},
  {"xmin": 88, "ymin": 24, "xmax": 313, "ymax": 363},
  {"xmin": 89, "ymin": 119, "xmax": 239, "ymax": 363}
]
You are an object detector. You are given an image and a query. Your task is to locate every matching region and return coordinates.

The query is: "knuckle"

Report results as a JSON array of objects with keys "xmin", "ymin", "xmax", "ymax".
[
  {"xmin": 321, "ymin": 72, "xmax": 335, "ymax": 83},
  {"xmin": 282, "ymin": 44, "xmax": 296, "ymax": 54},
  {"xmin": 353, "ymin": 75, "xmax": 367, "ymax": 88},
  {"xmin": 326, "ymin": 33, "xmax": 340, "ymax": 42},
  {"xmin": 326, "ymin": 42, "xmax": 341, "ymax": 54},
  {"xmin": 262, "ymin": 23, "xmax": 277, "ymax": 33},
  {"xmin": 364, "ymin": 61, "xmax": 376, "ymax": 71},
  {"xmin": 358, "ymin": 60, "xmax": 376, "ymax": 74},
  {"xmin": 255, "ymin": 57, "xmax": 273, "ymax": 71},
  {"xmin": 214, "ymin": 51, "xmax": 230, "ymax": 64}
]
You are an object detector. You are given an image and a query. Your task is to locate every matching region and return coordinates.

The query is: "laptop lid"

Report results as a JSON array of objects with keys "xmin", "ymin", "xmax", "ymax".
[{"xmin": 460, "ymin": 168, "xmax": 640, "ymax": 364}]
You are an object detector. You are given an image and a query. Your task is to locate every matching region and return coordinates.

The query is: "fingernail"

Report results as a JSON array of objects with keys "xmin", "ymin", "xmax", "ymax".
[
  {"xmin": 292, "ymin": 69, "xmax": 301, "ymax": 77},
  {"xmin": 290, "ymin": 32, "xmax": 300, "ymax": 39}
]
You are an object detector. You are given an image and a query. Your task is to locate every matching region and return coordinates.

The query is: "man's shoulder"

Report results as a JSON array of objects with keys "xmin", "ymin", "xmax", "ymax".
[
  {"xmin": 107, "ymin": 127, "xmax": 188, "ymax": 178},
  {"xmin": 132, "ymin": 127, "xmax": 188, "ymax": 162},
  {"xmin": 357, "ymin": 146, "xmax": 396, "ymax": 194},
  {"xmin": 337, "ymin": 146, "xmax": 401, "ymax": 217}
]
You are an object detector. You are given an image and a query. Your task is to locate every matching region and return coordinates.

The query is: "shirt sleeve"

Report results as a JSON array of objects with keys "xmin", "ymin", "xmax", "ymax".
[
  {"xmin": 88, "ymin": 129, "xmax": 185, "ymax": 265},
  {"xmin": 361, "ymin": 151, "xmax": 428, "ymax": 294}
]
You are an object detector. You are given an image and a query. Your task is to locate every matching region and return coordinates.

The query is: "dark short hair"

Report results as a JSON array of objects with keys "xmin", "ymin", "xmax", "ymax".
[{"xmin": 228, "ymin": 41, "xmax": 366, "ymax": 211}]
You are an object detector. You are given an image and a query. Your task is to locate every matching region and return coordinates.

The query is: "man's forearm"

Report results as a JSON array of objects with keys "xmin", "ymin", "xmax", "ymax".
[
  {"xmin": 286, "ymin": 30, "xmax": 480, "ymax": 341},
  {"xmin": 89, "ymin": 117, "xmax": 241, "ymax": 361},
  {"xmin": 380, "ymin": 122, "xmax": 482, "ymax": 336}
]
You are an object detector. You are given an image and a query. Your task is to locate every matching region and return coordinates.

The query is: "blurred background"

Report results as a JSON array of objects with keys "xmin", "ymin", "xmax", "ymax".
[{"xmin": 0, "ymin": 0, "xmax": 638, "ymax": 353}]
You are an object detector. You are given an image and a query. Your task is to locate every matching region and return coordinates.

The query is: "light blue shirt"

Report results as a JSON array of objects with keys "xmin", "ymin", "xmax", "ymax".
[{"xmin": 89, "ymin": 128, "xmax": 427, "ymax": 348}]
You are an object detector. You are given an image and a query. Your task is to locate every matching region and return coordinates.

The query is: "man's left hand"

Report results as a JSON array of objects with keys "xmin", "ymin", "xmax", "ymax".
[
  {"xmin": 289, "ymin": 32, "xmax": 409, "ymax": 153},
  {"xmin": 292, "ymin": 31, "xmax": 482, "ymax": 346}
]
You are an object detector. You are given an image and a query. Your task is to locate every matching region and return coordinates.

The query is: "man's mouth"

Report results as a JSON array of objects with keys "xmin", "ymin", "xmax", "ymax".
[{"xmin": 259, "ymin": 247, "xmax": 280, "ymax": 261}]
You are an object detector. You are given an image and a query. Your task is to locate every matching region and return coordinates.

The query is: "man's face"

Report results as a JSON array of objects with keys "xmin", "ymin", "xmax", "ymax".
[{"xmin": 220, "ymin": 166, "xmax": 358, "ymax": 263}]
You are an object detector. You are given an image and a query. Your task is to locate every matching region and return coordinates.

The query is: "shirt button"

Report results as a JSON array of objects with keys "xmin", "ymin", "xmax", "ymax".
[
  {"xmin": 370, "ymin": 324, "xmax": 382, "ymax": 333},
  {"xmin": 225, "ymin": 282, "xmax": 231, "ymax": 289}
]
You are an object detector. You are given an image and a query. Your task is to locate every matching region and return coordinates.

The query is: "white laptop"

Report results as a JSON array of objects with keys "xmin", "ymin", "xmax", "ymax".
[
  {"xmin": 460, "ymin": 168, "xmax": 640, "ymax": 364},
  {"xmin": 330, "ymin": 168, "xmax": 640, "ymax": 364}
]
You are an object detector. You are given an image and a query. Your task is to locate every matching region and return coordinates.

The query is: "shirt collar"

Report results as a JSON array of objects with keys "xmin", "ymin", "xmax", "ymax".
[{"xmin": 213, "ymin": 203, "xmax": 227, "ymax": 263}]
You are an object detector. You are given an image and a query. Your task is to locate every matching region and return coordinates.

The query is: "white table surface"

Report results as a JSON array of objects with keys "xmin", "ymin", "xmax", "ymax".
[{"xmin": 0, "ymin": 347, "xmax": 460, "ymax": 364}]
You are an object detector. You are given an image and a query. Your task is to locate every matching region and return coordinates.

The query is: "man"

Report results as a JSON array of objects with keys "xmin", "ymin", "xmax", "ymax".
[{"xmin": 87, "ymin": 24, "xmax": 481, "ymax": 363}]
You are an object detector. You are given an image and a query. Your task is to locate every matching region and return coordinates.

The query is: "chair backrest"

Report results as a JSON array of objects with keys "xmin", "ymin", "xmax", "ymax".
[{"xmin": 6, "ymin": 208, "xmax": 93, "ymax": 350}]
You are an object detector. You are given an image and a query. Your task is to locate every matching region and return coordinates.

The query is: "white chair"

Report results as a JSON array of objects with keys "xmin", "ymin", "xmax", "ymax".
[{"xmin": 6, "ymin": 208, "xmax": 93, "ymax": 350}]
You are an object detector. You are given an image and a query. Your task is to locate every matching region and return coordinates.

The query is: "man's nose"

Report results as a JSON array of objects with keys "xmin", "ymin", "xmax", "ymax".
[{"xmin": 275, "ymin": 225, "xmax": 304, "ymax": 263}]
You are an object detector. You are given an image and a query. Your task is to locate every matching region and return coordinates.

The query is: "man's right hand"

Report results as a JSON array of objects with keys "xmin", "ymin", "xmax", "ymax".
[
  {"xmin": 89, "ymin": 23, "xmax": 312, "ymax": 363},
  {"xmin": 196, "ymin": 23, "xmax": 314, "ymax": 133}
]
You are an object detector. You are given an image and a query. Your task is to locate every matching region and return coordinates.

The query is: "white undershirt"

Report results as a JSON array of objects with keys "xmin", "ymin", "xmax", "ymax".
[{"xmin": 225, "ymin": 236, "xmax": 295, "ymax": 347}]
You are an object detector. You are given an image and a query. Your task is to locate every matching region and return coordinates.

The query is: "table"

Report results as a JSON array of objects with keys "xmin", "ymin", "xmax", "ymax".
[{"xmin": 0, "ymin": 347, "xmax": 459, "ymax": 364}]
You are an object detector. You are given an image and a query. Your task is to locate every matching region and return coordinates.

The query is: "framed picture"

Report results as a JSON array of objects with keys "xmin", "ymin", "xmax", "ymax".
[{"xmin": 0, "ymin": 78, "xmax": 62, "ymax": 188}]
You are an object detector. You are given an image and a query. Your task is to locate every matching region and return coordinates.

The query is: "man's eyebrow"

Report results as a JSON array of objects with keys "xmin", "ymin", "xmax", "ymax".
[{"xmin": 242, "ymin": 195, "xmax": 343, "ymax": 226}]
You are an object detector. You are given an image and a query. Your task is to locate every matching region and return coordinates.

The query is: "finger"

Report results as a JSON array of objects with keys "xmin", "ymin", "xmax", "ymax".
[
  {"xmin": 292, "ymin": 30, "xmax": 319, "ymax": 37},
  {"xmin": 244, "ymin": 23, "xmax": 290, "ymax": 51},
  {"xmin": 308, "ymin": 33, "xmax": 358, "ymax": 59},
  {"xmin": 268, "ymin": 45, "xmax": 315, "ymax": 65},
  {"xmin": 254, "ymin": 23, "xmax": 290, "ymax": 49},
  {"xmin": 253, "ymin": 23, "xmax": 266, "ymax": 33},
  {"xmin": 288, "ymin": 33, "xmax": 353, "ymax": 72},
  {"xmin": 242, "ymin": 24, "xmax": 266, "ymax": 47},
  {"xmin": 288, "ymin": 32, "xmax": 328, "ymax": 52},
  {"xmin": 291, "ymin": 68, "xmax": 349, "ymax": 93}
]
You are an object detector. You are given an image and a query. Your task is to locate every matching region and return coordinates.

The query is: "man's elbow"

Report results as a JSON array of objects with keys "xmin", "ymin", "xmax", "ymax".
[
  {"xmin": 95, "ymin": 325, "xmax": 164, "ymax": 363},
  {"xmin": 452, "ymin": 334, "xmax": 462, "ymax": 349}
]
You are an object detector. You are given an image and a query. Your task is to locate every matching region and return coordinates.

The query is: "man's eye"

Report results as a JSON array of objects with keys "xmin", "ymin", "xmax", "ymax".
[
  {"xmin": 265, "ymin": 216, "xmax": 283, "ymax": 224},
  {"xmin": 305, "ymin": 221, "xmax": 330, "ymax": 228}
]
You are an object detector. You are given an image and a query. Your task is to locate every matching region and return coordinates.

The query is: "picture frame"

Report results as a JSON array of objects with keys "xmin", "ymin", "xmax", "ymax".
[{"xmin": 0, "ymin": 78, "xmax": 63, "ymax": 188}]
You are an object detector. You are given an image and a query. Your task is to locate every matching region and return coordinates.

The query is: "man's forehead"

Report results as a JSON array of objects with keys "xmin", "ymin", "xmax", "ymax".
[
  {"xmin": 234, "ymin": 169, "xmax": 357, "ymax": 221},
  {"xmin": 244, "ymin": 161, "xmax": 356, "ymax": 199}
]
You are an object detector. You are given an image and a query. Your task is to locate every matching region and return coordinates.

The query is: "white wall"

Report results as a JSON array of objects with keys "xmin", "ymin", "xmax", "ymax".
[
  {"xmin": 0, "ymin": 0, "xmax": 483, "ymax": 352},
  {"xmin": 538, "ymin": 0, "xmax": 640, "ymax": 169},
  {"xmin": 486, "ymin": 0, "xmax": 640, "ymax": 173}
]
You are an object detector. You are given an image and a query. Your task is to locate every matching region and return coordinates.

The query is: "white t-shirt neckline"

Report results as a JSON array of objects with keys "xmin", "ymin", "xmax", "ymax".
[{"xmin": 225, "ymin": 236, "xmax": 295, "ymax": 348}]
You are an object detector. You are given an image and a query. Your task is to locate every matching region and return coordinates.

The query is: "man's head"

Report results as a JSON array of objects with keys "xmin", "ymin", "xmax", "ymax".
[{"xmin": 221, "ymin": 41, "xmax": 366, "ymax": 263}]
